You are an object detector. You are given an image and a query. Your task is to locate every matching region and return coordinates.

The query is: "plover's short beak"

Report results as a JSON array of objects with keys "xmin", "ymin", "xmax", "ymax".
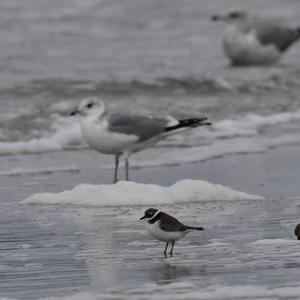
[{"xmin": 140, "ymin": 216, "xmax": 146, "ymax": 220}]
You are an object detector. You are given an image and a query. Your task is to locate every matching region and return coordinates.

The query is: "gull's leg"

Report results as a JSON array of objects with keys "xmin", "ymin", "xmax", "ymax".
[
  {"xmin": 123, "ymin": 152, "xmax": 131, "ymax": 181},
  {"xmin": 125, "ymin": 157, "xmax": 129, "ymax": 181},
  {"xmin": 169, "ymin": 241, "xmax": 175, "ymax": 257},
  {"xmin": 114, "ymin": 154, "xmax": 120, "ymax": 184},
  {"xmin": 164, "ymin": 243, "xmax": 169, "ymax": 258}
]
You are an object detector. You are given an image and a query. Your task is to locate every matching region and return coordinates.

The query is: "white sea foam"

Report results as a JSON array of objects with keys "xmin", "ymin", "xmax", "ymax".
[
  {"xmin": 22, "ymin": 179, "xmax": 263, "ymax": 207},
  {"xmin": 131, "ymin": 134, "xmax": 300, "ymax": 168},
  {"xmin": 1, "ymin": 110, "xmax": 300, "ymax": 166},
  {"xmin": 0, "ymin": 123, "xmax": 83, "ymax": 155},
  {"xmin": 212, "ymin": 110, "xmax": 300, "ymax": 138},
  {"xmin": 162, "ymin": 109, "xmax": 300, "ymax": 145},
  {"xmin": 132, "ymin": 138, "xmax": 266, "ymax": 168}
]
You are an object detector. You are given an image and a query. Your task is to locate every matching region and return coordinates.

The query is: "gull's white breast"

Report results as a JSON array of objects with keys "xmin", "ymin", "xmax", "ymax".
[
  {"xmin": 145, "ymin": 221, "xmax": 186, "ymax": 243},
  {"xmin": 223, "ymin": 25, "xmax": 280, "ymax": 65},
  {"xmin": 80, "ymin": 117, "xmax": 139, "ymax": 154}
]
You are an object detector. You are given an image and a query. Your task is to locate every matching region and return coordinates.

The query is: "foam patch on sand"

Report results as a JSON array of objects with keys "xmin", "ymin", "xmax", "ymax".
[{"xmin": 22, "ymin": 179, "xmax": 263, "ymax": 206}]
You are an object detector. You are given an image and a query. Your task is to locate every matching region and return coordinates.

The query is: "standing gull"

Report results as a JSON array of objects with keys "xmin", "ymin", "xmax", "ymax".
[
  {"xmin": 71, "ymin": 97, "xmax": 211, "ymax": 183},
  {"xmin": 211, "ymin": 10, "xmax": 300, "ymax": 65}
]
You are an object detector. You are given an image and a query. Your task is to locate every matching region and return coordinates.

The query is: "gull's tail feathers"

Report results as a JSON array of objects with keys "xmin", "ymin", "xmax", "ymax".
[{"xmin": 164, "ymin": 118, "xmax": 211, "ymax": 133}]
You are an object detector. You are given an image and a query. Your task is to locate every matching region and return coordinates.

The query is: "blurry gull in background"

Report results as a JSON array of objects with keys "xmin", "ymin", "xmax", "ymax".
[
  {"xmin": 71, "ymin": 97, "xmax": 211, "ymax": 183},
  {"xmin": 211, "ymin": 10, "xmax": 300, "ymax": 65}
]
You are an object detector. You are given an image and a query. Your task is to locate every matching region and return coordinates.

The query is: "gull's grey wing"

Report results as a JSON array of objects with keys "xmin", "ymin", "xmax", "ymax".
[
  {"xmin": 108, "ymin": 113, "xmax": 168, "ymax": 141},
  {"xmin": 255, "ymin": 22, "xmax": 300, "ymax": 52}
]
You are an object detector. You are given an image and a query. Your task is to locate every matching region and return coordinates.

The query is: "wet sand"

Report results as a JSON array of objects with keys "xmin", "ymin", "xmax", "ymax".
[{"xmin": 0, "ymin": 145, "xmax": 300, "ymax": 299}]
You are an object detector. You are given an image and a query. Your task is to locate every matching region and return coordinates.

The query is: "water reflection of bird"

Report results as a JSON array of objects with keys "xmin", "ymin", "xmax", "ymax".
[{"xmin": 148, "ymin": 264, "xmax": 192, "ymax": 282}]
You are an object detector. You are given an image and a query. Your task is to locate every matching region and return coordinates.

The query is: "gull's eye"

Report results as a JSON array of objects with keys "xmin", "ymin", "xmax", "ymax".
[{"xmin": 87, "ymin": 103, "xmax": 94, "ymax": 108}]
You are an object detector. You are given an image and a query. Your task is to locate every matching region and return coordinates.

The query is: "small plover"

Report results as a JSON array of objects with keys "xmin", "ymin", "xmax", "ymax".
[
  {"xmin": 140, "ymin": 208, "xmax": 204, "ymax": 257},
  {"xmin": 71, "ymin": 97, "xmax": 211, "ymax": 183}
]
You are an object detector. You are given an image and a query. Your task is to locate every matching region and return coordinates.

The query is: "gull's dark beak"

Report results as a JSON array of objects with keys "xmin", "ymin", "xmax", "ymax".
[
  {"xmin": 211, "ymin": 15, "xmax": 219, "ymax": 21},
  {"xmin": 70, "ymin": 109, "xmax": 78, "ymax": 116},
  {"xmin": 211, "ymin": 14, "xmax": 226, "ymax": 22},
  {"xmin": 140, "ymin": 216, "xmax": 146, "ymax": 220}
]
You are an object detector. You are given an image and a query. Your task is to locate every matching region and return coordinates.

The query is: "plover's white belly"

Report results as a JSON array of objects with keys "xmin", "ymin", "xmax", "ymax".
[
  {"xmin": 145, "ymin": 221, "xmax": 186, "ymax": 243},
  {"xmin": 223, "ymin": 27, "xmax": 280, "ymax": 65},
  {"xmin": 81, "ymin": 119, "xmax": 139, "ymax": 154}
]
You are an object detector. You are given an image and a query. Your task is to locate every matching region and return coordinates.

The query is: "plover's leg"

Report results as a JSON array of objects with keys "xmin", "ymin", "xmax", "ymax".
[
  {"xmin": 169, "ymin": 241, "xmax": 175, "ymax": 257},
  {"xmin": 114, "ymin": 155, "xmax": 120, "ymax": 184},
  {"xmin": 164, "ymin": 243, "xmax": 169, "ymax": 258}
]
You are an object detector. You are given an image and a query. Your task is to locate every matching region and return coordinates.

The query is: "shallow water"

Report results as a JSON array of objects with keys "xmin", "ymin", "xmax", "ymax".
[
  {"xmin": 1, "ymin": 193, "xmax": 300, "ymax": 299},
  {"xmin": 1, "ymin": 0, "xmax": 300, "ymax": 299},
  {"xmin": 1, "ymin": 146, "xmax": 300, "ymax": 299},
  {"xmin": 1, "ymin": 0, "xmax": 300, "ymax": 160}
]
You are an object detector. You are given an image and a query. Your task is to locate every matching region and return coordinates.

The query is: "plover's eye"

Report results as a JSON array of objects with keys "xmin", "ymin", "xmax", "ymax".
[{"xmin": 87, "ymin": 103, "xmax": 94, "ymax": 108}]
